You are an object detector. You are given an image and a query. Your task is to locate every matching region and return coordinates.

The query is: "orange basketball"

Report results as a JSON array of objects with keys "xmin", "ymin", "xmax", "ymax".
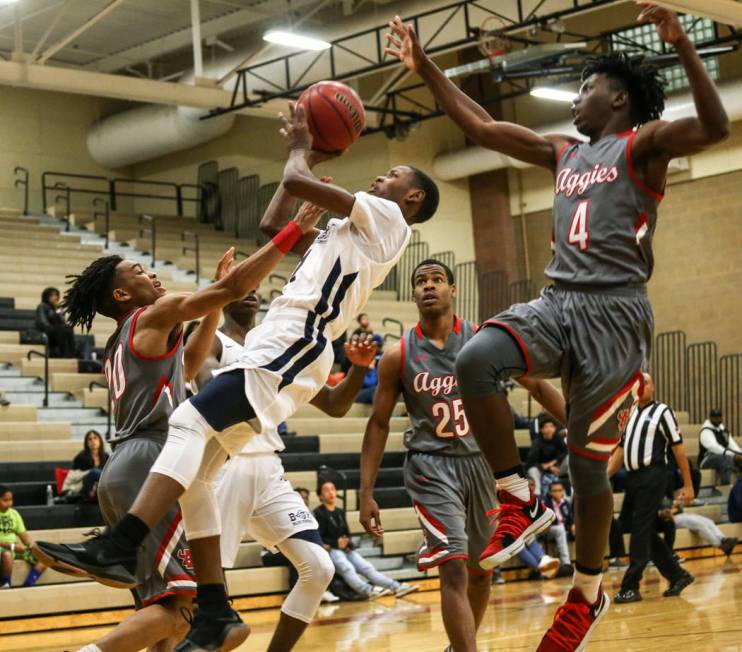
[{"xmin": 297, "ymin": 81, "xmax": 366, "ymax": 153}]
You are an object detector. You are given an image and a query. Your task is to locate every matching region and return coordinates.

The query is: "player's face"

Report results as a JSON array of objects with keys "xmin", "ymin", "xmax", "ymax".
[
  {"xmin": 224, "ymin": 289, "xmax": 260, "ymax": 325},
  {"xmin": 368, "ymin": 166, "xmax": 415, "ymax": 203},
  {"xmin": 0, "ymin": 491, "xmax": 12, "ymax": 511},
  {"xmin": 413, "ymin": 265, "xmax": 454, "ymax": 315},
  {"xmin": 572, "ymin": 73, "xmax": 621, "ymax": 136},
  {"xmin": 114, "ymin": 260, "xmax": 166, "ymax": 308}
]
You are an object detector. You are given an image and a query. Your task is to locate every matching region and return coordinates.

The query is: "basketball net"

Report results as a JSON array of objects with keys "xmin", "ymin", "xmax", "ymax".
[{"xmin": 477, "ymin": 16, "xmax": 510, "ymax": 61}]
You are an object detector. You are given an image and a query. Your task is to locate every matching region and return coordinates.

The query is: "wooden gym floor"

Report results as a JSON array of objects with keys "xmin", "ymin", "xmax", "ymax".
[{"xmin": 2, "ymin": 555, "xmax": 739, "ymax": 652}]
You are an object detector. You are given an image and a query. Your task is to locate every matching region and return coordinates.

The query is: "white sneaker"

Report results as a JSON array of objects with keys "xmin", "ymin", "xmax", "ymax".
[
  {"xmin": 368, "ymin": 586, "xmax": 392, "ymax": 600},
  {"xmin": 538, "ymin": 554, "xmax": 561, "ymax": 579},
  {"xmin": 394, "ymin": 583, "xmax": 420, "ymax": 598},
  {"xmin": 321, "ymin": 590, "xmax": 340, "ymax": 603},
  {"xmin": 0, "ymin": 582, "xmax": 10, "ymax": 589}
]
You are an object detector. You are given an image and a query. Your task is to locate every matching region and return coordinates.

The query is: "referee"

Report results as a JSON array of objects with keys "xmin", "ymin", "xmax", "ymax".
[{"xmin": 608, "ymin": 372, "xmax": 695, "ymax": 603}]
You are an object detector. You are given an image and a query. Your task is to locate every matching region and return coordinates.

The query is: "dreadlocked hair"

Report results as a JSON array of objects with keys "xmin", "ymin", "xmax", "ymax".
[
  {"xmin": 582, "ymin": 51, "xmax": 666, "ymax": 126},
  {"xmin": 61, "ymin": 255, "xmax": 123, "ymax": 331}
]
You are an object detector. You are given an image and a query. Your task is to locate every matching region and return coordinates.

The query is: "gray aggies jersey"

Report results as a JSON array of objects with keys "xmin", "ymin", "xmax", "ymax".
[
  {"xmin": 104, "ymin": 307, "xmax": 185, "ymax": 442},
  {"xmin": 400, "ymin": 316, "xmax": 479, "ymax": 455},
  {"xmin": 547, "ymin": 131, "xmax": 662, "ymax": 286}
]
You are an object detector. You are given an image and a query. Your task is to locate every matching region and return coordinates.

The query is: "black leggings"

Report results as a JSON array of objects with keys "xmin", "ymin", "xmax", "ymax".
[{"xmin": 190, "ymin": 369, "xmax": 257, "ymax": 431}]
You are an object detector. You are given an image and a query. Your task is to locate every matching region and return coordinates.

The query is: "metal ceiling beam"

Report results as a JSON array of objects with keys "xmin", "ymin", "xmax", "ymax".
[
  {"xmin": 38, "ymin": 0, "xmax": 128, "ymax": 65},
  {"xmin": 30, "ymin": 0, "xmax": 75, "ymax": 63}
]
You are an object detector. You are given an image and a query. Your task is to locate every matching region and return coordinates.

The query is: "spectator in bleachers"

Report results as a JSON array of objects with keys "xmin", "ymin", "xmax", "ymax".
[
  {"xmin": 699, "ymin": 408, "xmax": 742, "ymax": 485},
  {"xmin": 314, "ymin": 481, "xmax": 418, "ymax": 600},
  {"xmin": 729, "ymin": 479, "xmax": 742, "ymax": 523},
  {"xmin": 0, "ymin": 485, "xmax": 46, "ymax": 588},
  {"xmin": 352, "ymin": 313, "xmax": 372, "ymax": 339},
  {"xmin": 517, "ymin": 539, "xmax": 561, "ymax": 580},
  {"xmin": 70, "ymin": 430, "xmax": 109, "ymax": 501},
  {"xmin": 526, "ymin": 415, "xmax": 567, "ymax": 497},
  {"xmin": 542, "ymin": 481, "xmax": 573, "ymax": 566},
  {"xmin": 0, "ymin": 389, "xmax": 8, "ymax": 407},
  {"xmin": 658, "ymin": 503, "xmax": 738, "ymax": 557},
  {"xmin": 355, "ymin": 340, "xmax": 382, "ymax": 405},
  {"xmin": 35, "ymin": 287, "xmax": 76, "ymax": 358}
]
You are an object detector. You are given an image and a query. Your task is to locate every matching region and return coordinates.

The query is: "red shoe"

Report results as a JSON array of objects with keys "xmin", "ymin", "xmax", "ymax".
[
  {"xmin": 478, "ymin": 489, "xmax": 555, "ymax": 570},
  {"xmin": 536, "ymin": 587, "xmax": 610, "ymax": 652}
]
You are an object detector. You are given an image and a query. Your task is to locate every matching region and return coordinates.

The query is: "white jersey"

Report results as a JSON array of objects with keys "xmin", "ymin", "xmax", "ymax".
[{"xmin": 219, "ymin": 191, "xmax": 411, "ymax": 432}]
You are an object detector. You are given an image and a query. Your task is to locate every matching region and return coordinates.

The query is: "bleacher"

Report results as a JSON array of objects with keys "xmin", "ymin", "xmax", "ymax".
[{"xmin": 0, "ymin": 205, "xmax": 739, "ymax": 625}]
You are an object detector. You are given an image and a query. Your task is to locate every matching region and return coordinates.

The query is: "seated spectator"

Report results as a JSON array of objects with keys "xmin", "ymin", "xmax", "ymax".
[
  {"xmin": 542, "ymin": 481, "xmax": 573, "ymax": 567},
  {"xmin": 659, "ymin": 503, "xmax": 738, "ymax": 557},
  {"xmin": 355, "ymin": 335, "xmax": 382, "ymax": 405},
  {"xmin": 314, "ymin": 481, "xmax": 418, "ymax": 600},
  {"xmin": 262, "ymin": 487, "xmax": 340, "ymax": 604},
  {"xmin": 352, "ymin": 313, "xmax": 372, "ymax": 339},
  {"xmin": 666, "ymin": 447, "xmax": 702, "ymax": 503},
  {"xmin": 728, "ymin": 479, "xmax": 742, "ymax": 523},
  {"xmin": 68, "ymin": 430, "xmax": 109, "ymax": 501},
  {"xmin": 0, "ymin": 485, "xmax": 46, "ymax": 587},
  {"xmin": 698, "ymin": 409, "xmax": 742, "ymax": 485},
  {"xmin": 517, "ymin": 539, "xmax": 560, "ymax": 579},
  {"xmin": 0, "ymin": 389, "xmax": 9, "ymax": 407},
  {"xmin": 526, "ymin": 415, "xmax": 567, "ymax": 497},
  {"xmin": 35, "ymin": 287, "xmax": 76, "ymax": 358}
]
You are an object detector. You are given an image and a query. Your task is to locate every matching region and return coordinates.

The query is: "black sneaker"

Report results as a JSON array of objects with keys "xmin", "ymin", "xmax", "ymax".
[
  {"xmin": 614, "ymin": 588, "xmax": 642, "ymax": 603},
  {"xmin": 175, "ymin": 608, "xmax": 250, "ymax": 651},
  {"xmin": 720, "ymin": 537, "xmax": 738, "ymax": 557},
  {"xmin": 663, "ymin": 572, "xmax": 694, "ymax": 597},
  {"xmin": 32, "ymin": 531, "xmax": 137, "ymax": 589}
]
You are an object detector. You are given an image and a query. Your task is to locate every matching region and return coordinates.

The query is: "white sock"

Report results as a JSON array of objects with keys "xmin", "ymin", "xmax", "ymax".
[
  {"xmin": 572, "ymin": 569, "xmax": 602, "ymax": 604},
  {"xmin": 496, "ymin": 473, "xmax": 531, "ymax": 502},
  {"xmin": 77, "ymin": 645, "xmax": 102, "ymax": 652}
]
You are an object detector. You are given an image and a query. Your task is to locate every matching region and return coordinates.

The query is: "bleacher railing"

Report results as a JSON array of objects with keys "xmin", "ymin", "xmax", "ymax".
[
  {"xmin": 686, "ymin": 341, "xmax": 719, "ymax": 424},
  {"xmin": 720, "ymin": 354, "xmax": 742, "ymax": 442},
  {"xmin": 53, "ymin": 183, "xmax": 71, "ymax": 231},
  {"xmin": 382, "ymin": 317, "xmax": 403, "ymax": 343},
  {"xmin": 26, "ymin": 338, "xmax": 49, "ymax": 408},
  {"xmin": 14, "ymin": 167, "xmax": 29, "ymax": 216},
  {"xmin": 139, "ymin": 214, "xmax": 156, "ymax": 268},
  {"xmin": 654, "ymin": 331, "xmax": 687, "ymax": 412},
  {"xmin": 93, "ymin": 198, "xmax": 110, "ymax": 249},
  {"xmin": 182, "ymin": 231, "xmax": 201, "ymax": 285}
]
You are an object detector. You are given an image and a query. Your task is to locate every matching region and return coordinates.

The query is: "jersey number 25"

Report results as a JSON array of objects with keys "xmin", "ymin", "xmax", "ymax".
[{"xmin": 432, "ymin": 398, "xmax": 470, "ymax": 438}]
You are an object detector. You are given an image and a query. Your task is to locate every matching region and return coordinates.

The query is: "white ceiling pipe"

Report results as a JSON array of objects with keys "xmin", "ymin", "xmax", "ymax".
[{"xmin": 433, "ymin": 79, "xmax": 742, "ymax": 180}]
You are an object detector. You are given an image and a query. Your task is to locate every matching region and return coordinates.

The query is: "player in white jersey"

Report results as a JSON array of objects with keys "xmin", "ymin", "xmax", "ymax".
[
  {"xmin": 41, "ymin": 103, "xmax": 440, "ymax": 651},
  {"xmin": 188, "ymin": 289, "xmax": 380, "ymax": 651}
]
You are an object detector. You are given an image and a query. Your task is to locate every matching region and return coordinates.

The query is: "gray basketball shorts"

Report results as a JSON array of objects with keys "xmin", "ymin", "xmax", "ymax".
[
  {"xmin": 487, "ymin": 283, "xmax": 653, "ymax": 461},
  {"xmin": 98, "ymin": 436, "xmax": 196, "ymax": 608},
  {"xmin": 404, "ymin": 451, "xmax": 496, "ymax": 574}
]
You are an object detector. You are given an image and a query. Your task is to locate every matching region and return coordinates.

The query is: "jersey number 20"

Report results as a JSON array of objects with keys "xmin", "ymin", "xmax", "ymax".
[
  {"xmin": 568, "ymin": 200, "xmax": 590, "ymax": 251},
  {"xmin": 432, "ymin": 399, "xmax": 470, "ymax": 438}
]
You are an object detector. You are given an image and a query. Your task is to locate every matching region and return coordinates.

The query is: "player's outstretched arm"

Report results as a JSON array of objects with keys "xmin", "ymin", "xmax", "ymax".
[
  {"xmin": 280, "ymin": 102, "xmax": 357, "ymax": 216},
  {"xmin": 310, "ymin": 335, "xmax": 378, "ymax": 417},
  {"xmin": 516, "ymin": 376, "xmax": 567, "ymax": 426},
  {"xmin": 359, "ymin": 345, "xmax": 403, "ymax": 537},
  {"xmin": 385, "ymin": 15, "xmax": 570, "ymax": 170},
  {"xmin": 633, "ymin": 3, "xmax": 729, "ymax": 159}
]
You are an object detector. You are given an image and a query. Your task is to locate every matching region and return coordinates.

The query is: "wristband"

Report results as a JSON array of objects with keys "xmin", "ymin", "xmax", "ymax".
[{"xmin": 272, "ymin": 221, "xmax": 302, "ymax": 254}]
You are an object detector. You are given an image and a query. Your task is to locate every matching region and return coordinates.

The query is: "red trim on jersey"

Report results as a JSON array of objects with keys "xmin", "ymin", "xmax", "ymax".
[
  {"xmin": 152, "ymin": 375, "xmax": 174, "ymax": 407},
  {"xmin": 568, "ymin": 442, "xmax": 611, "ymax": 462},
  {"xmin": 467, "ymin": 565, "xmax": 493, "ymax": 578},
  {"xmin": 415, "ymin": 323, "xmax": 424, "ymax": 340},
  {"xmin": 453, "ymin": 314, "xmax": 461, "ymax": 334},
  {"xmin": 591, "ymin": 437, "xmax": 621, "ymax": 445},
  {"xmin": 117, "ymin": 308, "xmax": 138, "ymax": 325},
  {"xmin": 140, "ymin": 587, "xmax": 196, "ymax": 609},
  {"xmin": 482, "ymin": 320, "xmax": 532, "ymax": 373},
  {"xmin": 555, "ymin": 141, "xmax": 572, "ymax": 165},
  {"xmin": 625, "ymin": 131, "xmax": 665, "ymax": 202},
  {"xmin": 417, "ymin": 551, "xmax": 468, "ymax": 571},
  {"xmin": 166, "ymin": 573, "xmax": 195, "ymax": 582},
  {"xmin": 153, "ymin": 511, "xmax": 182, "ymax": 570},
  {"xmin": 414, "ymin": 500, "xmax": 448, "ymax": 535},
  {"xmin": 590, "ymin": 371, "xmax": 644, "ymax": 425},
  {"xmin": 129, "ymin": 307, "xmax": 184, "ymax": 361},
  {"xmin": 399, "ymin": 334, "xmax": 405, "ymax": 381}
]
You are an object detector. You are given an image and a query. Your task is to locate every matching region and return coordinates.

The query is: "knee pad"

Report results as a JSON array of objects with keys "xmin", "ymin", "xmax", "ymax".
[
  {"xmin": 279, "ymin": 538, "xmax": 334, "ymax": 623},
  {"xmin": 456, "ymin": 326, "xmax": 528, "ymax": 397},
  {"xmin": 568, "ymin": 451, "xmax": 610, "ymax": 497},
  {"xmin": 179, "ymin": 478, "xmax": 222, "ymax": 540},
  {"xmin": 150, "ymin": 400, "xmax": 211, "ymax": 491}
]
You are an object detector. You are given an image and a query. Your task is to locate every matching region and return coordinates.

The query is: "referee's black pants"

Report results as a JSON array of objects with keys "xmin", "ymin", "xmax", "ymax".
[{"xmin": 619, "ymin": 464, "xmax": 684, "ymax": 592}]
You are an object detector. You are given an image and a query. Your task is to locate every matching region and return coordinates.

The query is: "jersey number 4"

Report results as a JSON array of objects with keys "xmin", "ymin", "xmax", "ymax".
[
  {"xmin": 432, "ymin": 399, "xmax": 470, "ymax": 438},
  {"xmin": 567, "ymin": 200, "xmax": 590, "ymax": 251}
]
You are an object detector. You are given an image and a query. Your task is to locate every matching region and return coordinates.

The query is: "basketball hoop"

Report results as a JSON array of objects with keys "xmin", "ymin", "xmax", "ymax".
[{"xmin": 477, "ymin": 16, "xmax": 510, "ymax": 60}]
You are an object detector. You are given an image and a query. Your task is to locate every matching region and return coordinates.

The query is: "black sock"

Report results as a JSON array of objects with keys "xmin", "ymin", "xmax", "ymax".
[
  {"xmin": 575, "ymin": 562, "xmax": 602, "ymax": 576},
  {"xmin": 197, "ymin": 583, "xmax": 230, "ymax": 614},
  {"xmin": 112, "ymin": 514, "xmax": 150, "ymax": 549}
]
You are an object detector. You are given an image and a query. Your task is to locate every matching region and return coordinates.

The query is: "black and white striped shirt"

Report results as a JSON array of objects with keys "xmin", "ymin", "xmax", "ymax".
[{"xmin": 620, "ymin": 401, "xmax": 682, "ymax": 471}]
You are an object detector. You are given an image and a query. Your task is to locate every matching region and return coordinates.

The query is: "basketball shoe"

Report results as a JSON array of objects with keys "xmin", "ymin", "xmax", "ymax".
[
  {"xmin": 175, "ymin": 607, "xmax": 250, "ymax": 652},
  {"xmin": 536, "ymin": 586, "xmax": 610, "ymax": 652},
  {"xmin": 479, "ymin": 488, "xmax": 555, "ymax": 569}
]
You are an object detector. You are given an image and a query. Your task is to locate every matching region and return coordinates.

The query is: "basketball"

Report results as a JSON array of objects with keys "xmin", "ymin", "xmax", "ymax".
[{"xmin": 297, "ymin": 81, "xmax": 366, "ymax": 153}]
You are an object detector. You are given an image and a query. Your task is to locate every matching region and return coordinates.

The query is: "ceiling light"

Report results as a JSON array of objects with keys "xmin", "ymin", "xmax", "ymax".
[
  {"xmin": 263, "ymin": 30, "xmax": 331, "ymax": 51},
  {"xmin": 530, "ymin": 87, "xmax": 577, "ymax": 103}
]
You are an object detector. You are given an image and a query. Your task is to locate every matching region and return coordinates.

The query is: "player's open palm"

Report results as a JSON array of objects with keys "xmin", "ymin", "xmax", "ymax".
[
  {"xmin": 360, "ymin": 494, "xmax": 384, "ymax": 538},
  {"xmin": 214, "ymin": 246, "xmax": 235, "ymax": 281},
  {"xmin": 293, "ymin": 200, "xmax": 326, "ymax": 233},
  {"xmin": 636, "ymin": 2, "xmax": 684, "ymax": 44},
  {"xmin": 386, "ymin": 15, "xmax": 426, "ymax": 73},
  {"xmin": 345, "ymin": 333, "xmax": 378, "ymax": 368},
  {"xmin": 279, "ymin": 101, "xmax": 313, "ymax": 151}
]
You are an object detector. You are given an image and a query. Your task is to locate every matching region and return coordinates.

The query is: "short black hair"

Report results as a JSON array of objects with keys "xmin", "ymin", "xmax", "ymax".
[
  {"xmin": 41, "ymin": 287, "xmax": 60, "ymax": 304},
  {"xmin": 0, "ymin": 484, "xmax": 9, "ymax": 497},
  {"xmin": 411, "ymin": 258, "xmax": 455, "ymax": 288},
  {"xmin": 295, "ymin": 486, "xmax": 310, "ymax": 497},
  {"xmin": 540, "ymin": 416, "xmax": 557, "ymax": 430},
  {"xmin": 62, "ymin": 255, "xmax": 123, "ymax": 331},
  {"xmin": 549, "ymin": 481, "xmax": 564, "ymax": 490},
  {"xmin": 407, "ymin": 166, "xmax": 439, "ymax": 223},
  {"xmin": 317, "ymin": 480, "xmax": 335, "ymax": 495},
  {"xmin": 581, "ymin": 51, "xmax": 665, "ymax": 126},
  {"xmin": 357, "ymin": 313, "xmax": 368, "ymax": 323}
]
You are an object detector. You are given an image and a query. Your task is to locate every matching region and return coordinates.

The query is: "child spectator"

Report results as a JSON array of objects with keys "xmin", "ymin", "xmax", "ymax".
[
  {"xmin": 0, "ymin": 485, "xmax": 46, "ymax": 587},
  {"xmin": 526, "ymin": 415, "xmax": 568, "ymax": 497},
  {"xmin": 542, "ymin": 481, "xmax": 573, "ymax": 566}
]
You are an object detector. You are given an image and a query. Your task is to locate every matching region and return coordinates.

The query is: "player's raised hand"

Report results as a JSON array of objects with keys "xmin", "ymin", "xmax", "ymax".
[
  {"xmin": 345, "ymin": 333, "xmax": 378, "ymax": 368},
  {"xmin": 359, "ymin": 493, "xmax": 384, "ymax": 538},
  {"xmin": 214, "ymin": 246, "xmax": 235, "ymax": 281},
  {"xmin": 292, "ymin": 199, "xmax": 326, "ymax": 234},
  {"xmin": 636, "ymin": 2, "xmax": 685, "ymax": 45},
  {"xmin": 385, "ymin": 15, "xmax": 427, "ymax": 73},
  {"xmin": 279, "ymin": 101, "xmax": 313, "ymax": 151}
]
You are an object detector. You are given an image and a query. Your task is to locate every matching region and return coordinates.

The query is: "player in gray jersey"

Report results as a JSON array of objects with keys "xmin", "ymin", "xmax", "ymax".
[
  {"xmin": 34, "ymin": 203, "xmax": 325, "ymax": 652},
  {"xmin": 386, "ymin": 4, "xmax": 728, "ymax": 650},
  {"xmin": 360, "ymin": 259, "xmax": 565, "ymax": 652}
]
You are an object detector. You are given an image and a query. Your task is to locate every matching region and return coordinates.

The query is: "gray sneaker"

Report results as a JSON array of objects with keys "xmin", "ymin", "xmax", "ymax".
[
  {"xmin": 395, "ymin": 583, "xmax": 420, "ymax": 598},
  {"xmin": 368, "ymin": 586, "xmax": 392, "ymax": 600}
]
